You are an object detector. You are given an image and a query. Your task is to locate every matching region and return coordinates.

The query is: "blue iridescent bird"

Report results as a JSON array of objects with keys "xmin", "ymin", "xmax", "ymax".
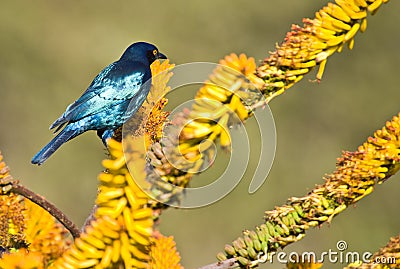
[{"xmin": 31, "ymin": 41, "xmax": 167, "ymax": 165}]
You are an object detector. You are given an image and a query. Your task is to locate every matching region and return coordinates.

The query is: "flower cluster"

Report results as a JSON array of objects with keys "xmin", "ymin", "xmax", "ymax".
[
  {"xmin": 145, "ymin": 53, "xmax": 262, "ymax": 207},
  {"xmin": 0, "ymin": 153, "xmax": 69, "ymax": 269},
  {"xmin": 50, "ymin": 138, "xmax": 155, "ymax": 269},
  {"xmin": 148, "ymin": 235, "xmax": 183, "ymax": 269},
  {"xmin": 0, "ymin": 152, "xmax": 26, "ymax": 252},
  {"xmin": 257, "ymin": 0, "xmax": 389, "ymax": 101},
  {"xmin": 0, "ymin": 249, "xmax": 43, "ymax": 269},
  {"xmin": 217, "ymin": 113, "xmax": 400, "ymax": 267}
]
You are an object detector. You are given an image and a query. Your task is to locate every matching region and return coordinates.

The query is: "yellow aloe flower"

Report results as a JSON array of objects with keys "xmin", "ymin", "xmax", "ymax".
[
  {"xmin": 0, "ymin": 153, "xmax": 69, "ymax": 268},
  {"xmin": 148, "ymin": 235, "xmax": 183, "ymax": 269},
  {"xmin": 257, "ymin": 0, "xmax": 389, "ymax": 101},
  {"xmin": 218, "ymin": 113, "xmax": 400, "ymax": 267}
]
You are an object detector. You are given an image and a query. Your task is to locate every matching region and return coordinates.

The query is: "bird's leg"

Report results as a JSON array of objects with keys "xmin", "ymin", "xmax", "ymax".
[{"xmin": 97, "ymin": 129, "xmax": 115, "ymax": 146}]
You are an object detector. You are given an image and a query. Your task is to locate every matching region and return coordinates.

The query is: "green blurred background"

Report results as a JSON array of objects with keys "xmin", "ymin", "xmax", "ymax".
[{"xmin": 1, "ymin": 0, "xmax": 399, "ymax": 268}]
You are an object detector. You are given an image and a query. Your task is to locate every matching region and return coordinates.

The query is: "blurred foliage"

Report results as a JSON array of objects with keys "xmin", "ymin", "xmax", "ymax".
[{"xmin": 1, "ymin": 1, "xmax": 400, "ymax": 268}]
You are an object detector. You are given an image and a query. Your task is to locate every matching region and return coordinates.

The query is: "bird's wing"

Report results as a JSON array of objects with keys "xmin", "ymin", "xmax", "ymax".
[{"xmin": 50, "ymin": 61, "xmax": 149, "ymax": 131}]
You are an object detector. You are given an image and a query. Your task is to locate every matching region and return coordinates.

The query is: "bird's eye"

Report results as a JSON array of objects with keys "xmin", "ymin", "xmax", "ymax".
[{"xmin": 152, "ymin": 49, "xmax": 158, "ymax": 56}]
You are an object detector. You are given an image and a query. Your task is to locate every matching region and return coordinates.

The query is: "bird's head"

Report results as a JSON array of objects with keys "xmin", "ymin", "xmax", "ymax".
[{"xmin": 121, "ymin": 42, "xmax": 167, "ymax": 64}]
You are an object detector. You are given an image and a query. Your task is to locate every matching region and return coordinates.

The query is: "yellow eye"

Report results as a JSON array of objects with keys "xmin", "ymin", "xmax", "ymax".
[{"xmin": 153, "ymin": 49, "xmax": 158, "ymax": 56}]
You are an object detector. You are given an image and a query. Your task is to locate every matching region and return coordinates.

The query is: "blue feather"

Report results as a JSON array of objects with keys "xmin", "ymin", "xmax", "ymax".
[
  {"xmin": 32, "ymin": 42, "xmax": 167, "ymax": 165},
  {"xmin": 31, "ymin": 124, "xmax": 81, "ymax": 165}
]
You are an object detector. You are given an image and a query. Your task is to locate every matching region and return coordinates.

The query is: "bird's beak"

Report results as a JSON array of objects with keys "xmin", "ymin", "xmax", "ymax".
[{"xmin": 158, "ymin": 52, "xmax": 167, "ymax": 59}]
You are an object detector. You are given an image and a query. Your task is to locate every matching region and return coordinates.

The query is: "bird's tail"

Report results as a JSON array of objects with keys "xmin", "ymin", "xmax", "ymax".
[{"xmin": 31, "ymin": 125, "xmax": 80, "ymax": 165}]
